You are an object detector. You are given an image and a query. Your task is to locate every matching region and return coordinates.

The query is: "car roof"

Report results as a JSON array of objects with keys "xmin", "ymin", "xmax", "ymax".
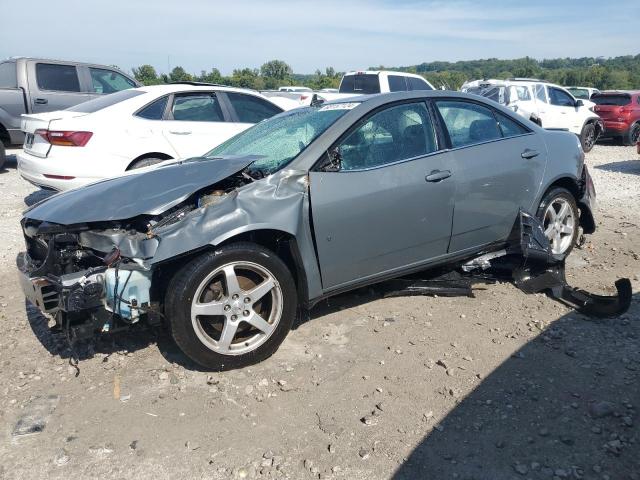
[
  {"xmin": 136, "ymin": 83, "xmax": 269, "ymax": 97},
  {"xmin": 323, "ymin": 89, "xmax": 504, "ymax": 107},
  {"xmin": 596, "ymin": 90, "xmax": 640, "ymax": 95},
  {"xmin": 344, "ymin": 70, "xmax": 425, "ymax": 79}
]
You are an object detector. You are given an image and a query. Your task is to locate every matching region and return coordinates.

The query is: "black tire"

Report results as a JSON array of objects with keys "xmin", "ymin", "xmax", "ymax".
[
  {"xmin": 128, "ymin": 157, "xmax": 165, "ymax": 170},
  {"xmin": 580, "ymin": 122, "xmax": 596, "ymax": 153},
  {"xmin": 165, "ymin": 242, "xmax": 298, "ymax": 370},
  {"xmin": 536, "ymin": 187, "xmax": 580, "ymax": 260},
  {"xmin": 0, "ymin": 142, "xmax": 6, "ymax": 170},
  {"xmin": 623, "ymin": 123, "xmax": 640, "ymax": 147}
]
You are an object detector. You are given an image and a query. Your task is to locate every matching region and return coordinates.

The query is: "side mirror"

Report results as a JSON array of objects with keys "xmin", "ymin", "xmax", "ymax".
[{"xmin": 575, "ymin": 99, "xmax": 584, "ymax": 108}]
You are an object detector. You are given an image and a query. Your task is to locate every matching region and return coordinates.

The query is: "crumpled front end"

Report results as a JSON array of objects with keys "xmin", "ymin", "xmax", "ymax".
[{"xmin": 17, "ymin": 160, "xmax": 312, "ymax": 341}]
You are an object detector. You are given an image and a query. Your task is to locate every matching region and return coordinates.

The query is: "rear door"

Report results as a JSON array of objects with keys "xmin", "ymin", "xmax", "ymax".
[
  {"xmin": 160, "ymin": 91, "xmax": 240, "ymax": 158},
  {"xmin": 434, "ymin": 99, "xmax": 547, "ymax": 252},
  {"xmin": 309, "ymin": 101, "xmax": 456, "ymax": 290},
  {"xmin": 26, "ymin": 61, "xmax": 91, "ymax": 113}
]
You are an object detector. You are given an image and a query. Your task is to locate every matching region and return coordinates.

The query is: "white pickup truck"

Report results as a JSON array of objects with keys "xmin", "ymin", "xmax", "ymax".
[{"xmin": 262, "ymin": 71, "xmax": 436, "ymax": 106}]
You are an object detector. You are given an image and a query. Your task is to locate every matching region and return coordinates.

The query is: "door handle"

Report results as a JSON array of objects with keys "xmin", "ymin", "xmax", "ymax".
[
  {"xmin": 168, "ymin": 130, "xmax": 192, "ymax": 135},
  {"xmin": 521, "ymin": 149, "xmax": 540, "ymax": 159},
  {"xmin": 34, "ymin": 98, "xmax": 48, "ymax": 105},
  {"xmin": 425, "ymin": 170, "xmax": 452, "ymax": 182}
]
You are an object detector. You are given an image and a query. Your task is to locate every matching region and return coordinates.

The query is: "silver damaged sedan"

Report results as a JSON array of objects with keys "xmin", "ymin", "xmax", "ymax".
[{"xmin": 18, "ymin": 91, "xmax": 596, "ymax": 370}]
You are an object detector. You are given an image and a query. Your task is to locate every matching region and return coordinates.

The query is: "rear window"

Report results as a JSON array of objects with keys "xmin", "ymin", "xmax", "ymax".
[
  {"xmin": 408, "ymin": 76, "xmax": 432, "ymax": 91},
  {"xmin": 467, "ymin": 86, "xmax": 509, "ymax": 105},
  {"xmin": 0, "ymin": 62, "xmax": 17, "ymax": 88},
  {"xmin": 67, "ymin": 89, "xmax": 144, "ymax": 113},
  {"xmin": 591, "ymin": 94, "xmax": 631, "ymax": 106},
  {"xmin": 36, "ymin": 63, "xmax": 80, "ymax": 92},
  {"xmin": 339, "ymin": 74, "xmax": 381, "ymax": 94},
  {"xmin": 388, "ymin": 75, "xmax": 407, "ymax": 92}
]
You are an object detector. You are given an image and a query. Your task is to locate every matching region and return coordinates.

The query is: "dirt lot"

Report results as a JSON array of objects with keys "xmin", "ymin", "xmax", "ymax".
[{"xmin": 0, "ymin": 146, "xmax": 638, "ymax": 480}]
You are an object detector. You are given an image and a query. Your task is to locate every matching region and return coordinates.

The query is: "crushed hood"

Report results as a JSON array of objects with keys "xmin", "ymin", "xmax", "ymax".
[{"xmin": 24, "ymin": 156, "xmax": 256, "ymax": 225}]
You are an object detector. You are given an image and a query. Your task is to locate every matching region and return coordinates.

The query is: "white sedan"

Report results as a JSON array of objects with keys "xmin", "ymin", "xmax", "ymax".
[{"xmin": 17, "ymin": 83, "xmax": 297, "ymax": 191}]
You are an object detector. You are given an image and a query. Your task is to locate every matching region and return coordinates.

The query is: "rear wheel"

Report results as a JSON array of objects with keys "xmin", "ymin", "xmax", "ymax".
[
  {"xmin": 623, "ymin": 123, "xmax": 640, "ymax": 147},
  {"xmin": 165, "ymin": 243, "xmax": 297, "ymax": 370},
  {"xmin": 536, "ymin": 187, "xmax": 579, "ymax": 259},
  {"xmin": 128, "ymin": 157, "xmax": 165, "ymax": 170},
  {"xmin": 580, "ymin": 123, "xmax": 596, "ymax": 152}
]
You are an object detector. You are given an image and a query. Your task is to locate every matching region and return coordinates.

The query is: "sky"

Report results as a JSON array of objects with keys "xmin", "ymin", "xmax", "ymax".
[{"xmin": 1, "ymin": 0, "xmax": 638, "ymax": 76}]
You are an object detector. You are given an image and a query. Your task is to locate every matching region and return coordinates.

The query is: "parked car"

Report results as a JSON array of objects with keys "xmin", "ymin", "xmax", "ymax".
[
  {"xmin": 278, "ymin": 86, "xmax": 312, "ymax": 92},
  {"xmin": 0, "ymin": 57, "xmax": 139, "ymax": 148},
  {"xmin": 591, "ymin": 91, "xmax": 640, "ymax": 145},
  {"xmin": 566, "ymin": 86, "xmax": 600, "ymax": 100},
  {"xmin": 263, "ymin": 71, "xmax": 436, "ymax": 106},
  {"xmin": 461, "ymin": 78, "xmax": 602, "ymax": 152},
  {"xmin": 17, "ymin": 83, "xmax": 293, "ymax": 190},
  {"xmin": 18, "ymin": 90, "xmax": 596, "ymax": 370}
]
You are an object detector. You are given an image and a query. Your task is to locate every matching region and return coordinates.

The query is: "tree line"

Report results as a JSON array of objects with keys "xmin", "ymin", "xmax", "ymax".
[{"xmin": 132, "ymin": 55, "xmax": 640, "ymax": 91}]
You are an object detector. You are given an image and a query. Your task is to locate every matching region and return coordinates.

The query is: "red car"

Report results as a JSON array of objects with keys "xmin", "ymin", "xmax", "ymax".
[{"xmin": 592, "ymin": 91, "xmax": 640, "ymax": 146}]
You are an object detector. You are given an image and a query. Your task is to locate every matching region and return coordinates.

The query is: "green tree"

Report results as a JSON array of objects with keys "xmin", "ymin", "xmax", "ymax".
[
  {"xmin": 260, "ymin": 60, "xmax": 293, "ymax": 89},
  {"xmin": 231, "ymin": 68, "xmax": 263, "ymax": 89},
  {"xmin": 168, "ymin": 66, "xmax": 193, "ymax": 83},
  {"xmin": 132, "ymin": 64, "xmax": 161, "ymax": 85}
]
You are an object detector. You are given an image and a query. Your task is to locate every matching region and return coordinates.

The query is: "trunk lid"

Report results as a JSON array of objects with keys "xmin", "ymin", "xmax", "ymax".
[{"xmin": 21, "ymin": 111, "xmax": 90, "ymax": 158}]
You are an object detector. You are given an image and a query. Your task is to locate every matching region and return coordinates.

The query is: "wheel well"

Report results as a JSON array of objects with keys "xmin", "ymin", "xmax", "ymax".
[
  {"xmin": 585, "ymin": 118, "xmax": 602, "ymax": 136},
  {"xmin": 126, "ymin": 152, "xmax": 173, "ymax": 170},
  {"xmin": 545, "ymin": 177, "xmax": 579, "ymax": 200},
  {"xmin": 217, "ymin": 230, "xmax": 308, "ymax": 306},
  {"xmin": 0, "ymin": 123, "xmax": 9, "ymax": 146},
  {"xmin": 152, "ymin": 229, "xmax": 309, "ymax": 309}
]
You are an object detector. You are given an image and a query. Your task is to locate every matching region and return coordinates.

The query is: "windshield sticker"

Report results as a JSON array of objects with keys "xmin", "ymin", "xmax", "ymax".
[{"xmin": 319, "ymin": 102, "xmax": 359, "ymax": 111}]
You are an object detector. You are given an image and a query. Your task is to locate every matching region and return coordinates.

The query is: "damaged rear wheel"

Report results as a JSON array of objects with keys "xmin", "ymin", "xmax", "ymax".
[
  {"xmin": 165, "ymin": 243, "xmax": 297, "ymax": 370},
  {"xmin": 536, "ymin": 187, "xmax": 579, "ymax": 259}
]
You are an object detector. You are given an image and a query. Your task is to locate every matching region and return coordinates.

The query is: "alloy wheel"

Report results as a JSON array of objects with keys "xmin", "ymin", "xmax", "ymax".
[
  {"xmin": 542, "ymin": 198, "xmax": 576, "ymax": 255},
  {"xmin": 190, "ymin": 261, "xmax": 283, "ymax": 356}
]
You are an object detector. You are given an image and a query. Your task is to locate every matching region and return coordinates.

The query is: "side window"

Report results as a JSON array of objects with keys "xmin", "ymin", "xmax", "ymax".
[
  {"xmin": 388, "ymin": 75, "xmax": 407, "ymax": 92},
  {"xmin": 136, "ymin": 96, "xmax": 169, "ymax": 120},
  {"xmin": 171, "ymin": 93, "xmax": 224, "ymax": 122},
  {"xmin": 435, "ymin": 100, "xmax": 502, "ymax": 148},
  {"xmin": 0, "ymin": 62, "xmax": 17, "ymax": 88},
  {"xmin": 89, "ymin": 68, "xmax": 136, "ymax": 94},
  {"xmin": 225, "ymin": 92, "xmax": 282, "ymax": 123},
  {"xmin": 495, "ymin": 112, "xmax": 530, "ymax": 138},
  {"xmin": 338, "ymin": 102, "xmax": 437, "ymax": 171},
  {"xmin": 35, "ymin": 63, "xmax": 80, "ymax": 92},
  {"xmin": 549, "ymin": 88, "xmax": 575, "ymax": 107},
  {"xmin": 408, "ymin": 77, "xmax": 432, "ymax": 91},
  {"xmin": 534, "ymin": 84, "xmax": 547, "ymax": 103}
]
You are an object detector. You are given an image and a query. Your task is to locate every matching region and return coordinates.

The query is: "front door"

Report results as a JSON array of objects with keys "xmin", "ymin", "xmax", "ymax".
[
  {"xmin": 309, "ymin": 101, "xmax": 456, "ymax": 290},
  {"xmin": 545, "ymin": 86, "xmax": 581, "ymax": 132},
  {"xmin": 433, "ymin": 99, "xmax": 547, "ymax": 252},
  {"xmin": 161, "ymin": 92, "xmax": 247, "ymax": 158}
]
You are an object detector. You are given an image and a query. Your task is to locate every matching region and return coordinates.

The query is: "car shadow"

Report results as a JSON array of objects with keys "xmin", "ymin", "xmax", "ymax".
[
  {"xmin": 24, "ymin": 188, "xmax": 57, "ymax": 207},
  {"xmin": 392, "ymin": 292, "xmax": 640, "ymax": 479},
  {"xmin": 595, "ymin": 159, "xmax": 640, "ymax": 175}
]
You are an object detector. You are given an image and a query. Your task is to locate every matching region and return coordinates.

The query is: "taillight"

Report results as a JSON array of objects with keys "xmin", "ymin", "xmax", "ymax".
[{"xmin": 34, "ymin": 129, "xmax": 93, "ymax": 146}]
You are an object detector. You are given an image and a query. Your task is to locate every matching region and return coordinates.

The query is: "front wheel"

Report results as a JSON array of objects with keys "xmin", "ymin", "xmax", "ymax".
[
  {"xmin": 536, "ymin": 187, "xmax": 580, "ymax": 259},
  {"xmin": 0, "ymin": 142, "xmax": 6, "ymax": 170},
  {"xmin": 165, "ymin": 243, "xmax": 298, "ymax": 370},
  {"xmin": 580, "ymin": 123, "xmax": 596, "ymax": 152}
]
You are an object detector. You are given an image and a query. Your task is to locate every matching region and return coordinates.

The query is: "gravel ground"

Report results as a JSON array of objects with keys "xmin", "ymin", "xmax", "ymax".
[{"xmin": 0, "ymin": 145, "xmax": 638, "ymax": 480}]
